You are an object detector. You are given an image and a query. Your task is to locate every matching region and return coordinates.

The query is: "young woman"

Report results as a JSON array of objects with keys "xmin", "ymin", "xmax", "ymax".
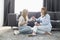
[
  {"xmin": 14, "ymin": 9, "xmax": 32, "ymax": 35},
  {"xmin": 18, "ymin": 9, "xmax": 28, "ymax": 27},
  {"xmin": 30, "ymin": 7, "xmax": 52, "ymax": 36}
]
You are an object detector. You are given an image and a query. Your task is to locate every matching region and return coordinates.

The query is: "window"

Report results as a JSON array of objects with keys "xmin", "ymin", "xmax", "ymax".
[{"xmin": 15, "ymin": 0, "xmax": 43, "ymax": 14}]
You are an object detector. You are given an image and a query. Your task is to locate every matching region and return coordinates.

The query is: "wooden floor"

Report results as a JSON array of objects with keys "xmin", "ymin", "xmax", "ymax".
[{"xmin": 0, "ymin": 27, "xmax": 60, "ymax": 40}]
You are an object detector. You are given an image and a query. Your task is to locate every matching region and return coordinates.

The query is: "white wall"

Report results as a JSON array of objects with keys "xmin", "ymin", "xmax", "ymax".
[
  {"xmin": 15, "ymin": 0, "xmax": 43, "ymax": 15},
  {"xmin": 0, "ymin": 0, "xmax": 4, "ymax": 26}
]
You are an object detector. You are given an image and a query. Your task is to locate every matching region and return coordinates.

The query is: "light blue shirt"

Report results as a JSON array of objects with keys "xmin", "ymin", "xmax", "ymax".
[{"xmin": 36, "ymin": 14, "xmax": 52, "ymax": 28}]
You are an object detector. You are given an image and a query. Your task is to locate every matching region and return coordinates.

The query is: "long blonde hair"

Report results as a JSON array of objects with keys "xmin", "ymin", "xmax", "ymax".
[
  {"xmin": 22, "ymin": 9, "xmax": 28, "ymax": 21},
  {"xmin": 41, "ymin": 7, "xmax": 47, "ymax": 16}
]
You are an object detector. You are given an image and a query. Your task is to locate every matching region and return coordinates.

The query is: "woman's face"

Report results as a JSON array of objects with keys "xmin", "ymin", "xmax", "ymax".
[{"xmin": 41, "ymin": 10, "xmax": 45, "ymax": 16}]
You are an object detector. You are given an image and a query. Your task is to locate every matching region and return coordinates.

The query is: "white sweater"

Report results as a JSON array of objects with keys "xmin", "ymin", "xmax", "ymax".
[{"xmin": 18, "ymin": 16, "xmax": 28, "ymax": 26}]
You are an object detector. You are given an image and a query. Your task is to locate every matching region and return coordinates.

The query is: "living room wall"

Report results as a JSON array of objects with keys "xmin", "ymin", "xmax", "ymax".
[
  {"xmin": 0, "ymin": 0, "xmax": 4, "ymax": 26},
  {"xmin": 15, "ymin": 0, "xmax": 43, "ymax": 15}
]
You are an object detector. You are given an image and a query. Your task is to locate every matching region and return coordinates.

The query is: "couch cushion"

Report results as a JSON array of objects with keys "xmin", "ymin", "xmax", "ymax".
[
  {"xmin": 8, "ymin": 13, "xmax": 17, "ymax": 26},
  {"xmin": 28, "ymin": 12, "xmax": 40, "ymax": 18},
  {"xmin": 55, "ymin": 13, "xmax": 60, "ymax": 20},
  {"xmin": 55, "ymin": 22, "xmax": 60, "ymax": 28},
  {"xmin": 48, "ymin": 12, "xmax": 55, "ymax": 20}
]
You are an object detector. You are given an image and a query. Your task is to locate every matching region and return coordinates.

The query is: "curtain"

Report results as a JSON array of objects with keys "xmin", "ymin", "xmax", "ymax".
[
  {"xmin": 3, "ymin": 0, "xmax": 15, "ymax": 26},
  {"xmin": 44, "ymin": 0, "xmax": 60, "ymax": 12}
]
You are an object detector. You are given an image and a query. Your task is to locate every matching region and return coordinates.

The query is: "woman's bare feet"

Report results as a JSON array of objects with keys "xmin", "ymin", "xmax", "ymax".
[
  {"xmin": 28, "ymin": 32, "xmax": 36, "ymax": 37},
  {"xmin": 45, "ymin": 32, "xmax": 52, "ymax": 36},
  {"xmin": 32, "ymin": 32, "xmax": 36, "ymax": 35}
]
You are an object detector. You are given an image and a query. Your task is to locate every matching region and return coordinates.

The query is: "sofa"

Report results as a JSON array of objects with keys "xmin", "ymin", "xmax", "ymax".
[{"xmin": 8, "ymin": 12, "xmax": 60, "ymax": 30}]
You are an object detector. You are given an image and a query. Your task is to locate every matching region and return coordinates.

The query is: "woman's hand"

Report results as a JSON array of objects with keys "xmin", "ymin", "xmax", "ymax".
[
  {"xmin": 35, "ymin": 22, "xmax": 40, "ymax": 26},
  {"xmin": 30, "ymin": 16, "xmax": 36, "ymax": 21}
]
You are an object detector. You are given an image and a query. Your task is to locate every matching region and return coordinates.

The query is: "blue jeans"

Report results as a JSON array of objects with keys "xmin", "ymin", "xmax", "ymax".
[{"xmin": 19, "ymin": 26, "xmax": 32, "ymax": 34}]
